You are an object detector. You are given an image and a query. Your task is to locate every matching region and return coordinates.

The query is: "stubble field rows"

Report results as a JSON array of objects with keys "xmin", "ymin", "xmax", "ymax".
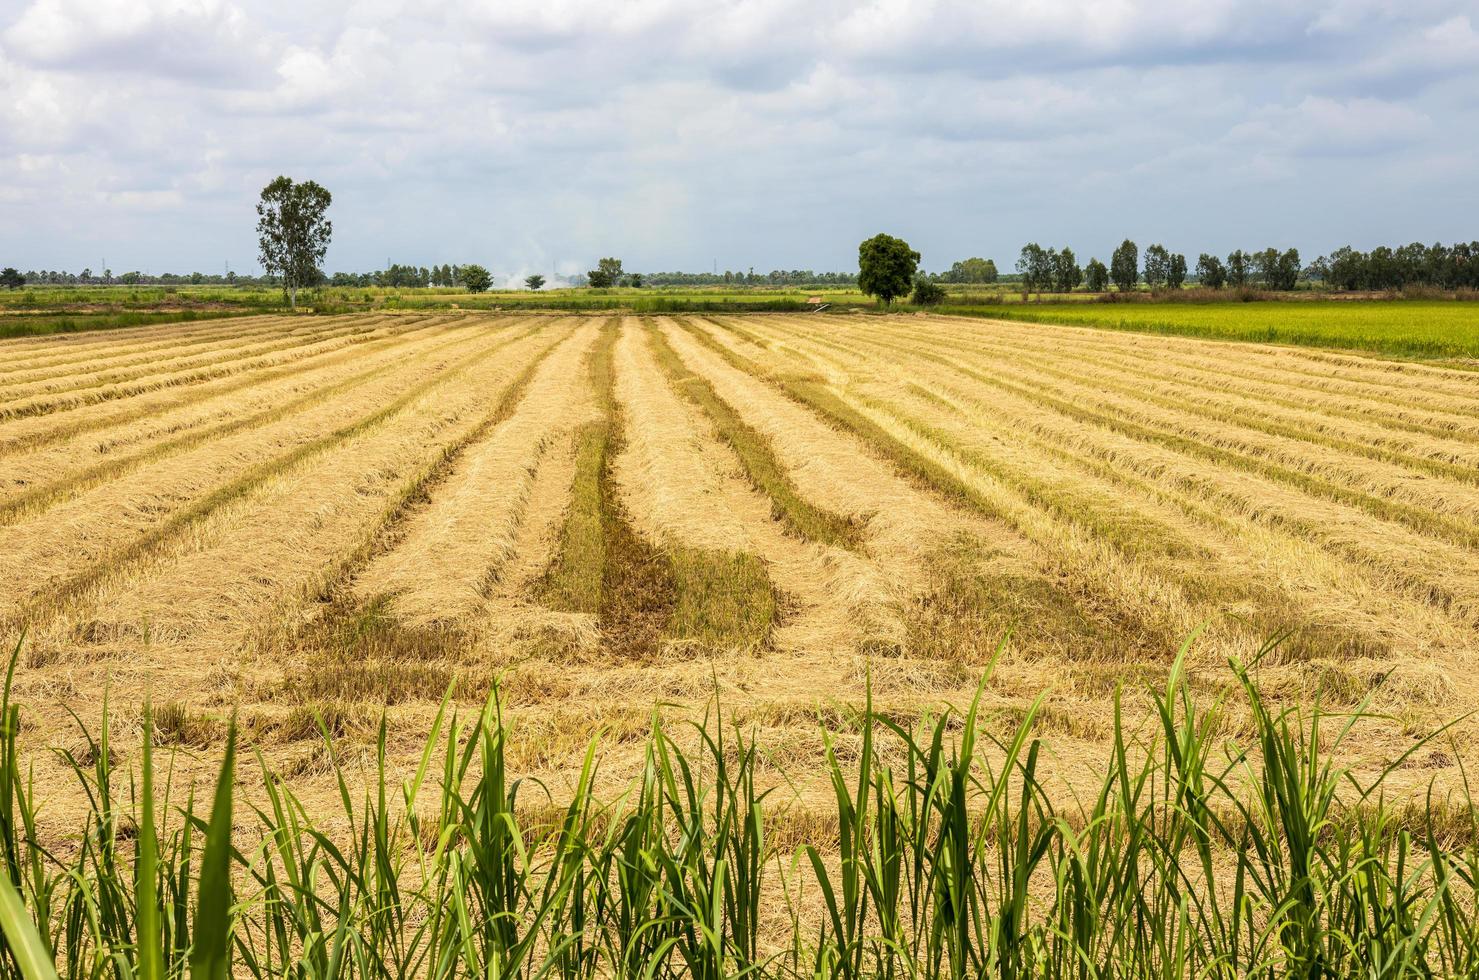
[{"xmin": 2, "ymin": 310, "xmax": 1477, "ymax": 828}]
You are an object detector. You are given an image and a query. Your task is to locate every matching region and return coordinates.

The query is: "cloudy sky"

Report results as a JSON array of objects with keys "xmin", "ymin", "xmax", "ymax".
[{"xmin": 2, "ymin": 0, "xmax": 1476, "ymax": 280}]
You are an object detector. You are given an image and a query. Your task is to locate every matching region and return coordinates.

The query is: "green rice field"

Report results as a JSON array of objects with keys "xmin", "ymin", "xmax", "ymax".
[{"xmin": 946, "ymin": 300, "xmax": 1479, "ymax": 359}]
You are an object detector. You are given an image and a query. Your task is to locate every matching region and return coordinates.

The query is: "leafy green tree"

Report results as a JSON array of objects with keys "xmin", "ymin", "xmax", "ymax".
[
  {"xmin": 255, "ymin": 176, "xmax": 332, "ymax": 310},
  {"xmin": 910, "ymin": 275, "xmax": 946, "ymax": 305},
  {"xmin": 587, "ymin": 257, "xmax": 623, "ymax": 288},
  {"xmin": 460, "ymin": 264, "xmax": 492, "ymax": 293},
  {"xmin": 1143, "ymin": 244, "xmax": 1170, "ymax": 289},
  {"xmin": 0, "ymin": 268, "xmax": 24, "ymax": 290},
  {"xmin": 945, "ymin": 257, "xmax": 998, "ymax": 284},
  {"xmin": 1084, "ymin": 258, "xmax": 1108, "ymax": 292},
  {"xmin": 1054, "ymin": 247, "xmax": 1082, "ymax": 292},
  {"xmin": 525, "ymin": 274, "xmax": 546, "ymax": 291},
  {"xmin": 1227, "ymin": 250, "xmax": 1249, "ymax": 287},
  {"xmin": 1110, "ymin": 240, "xmax": 1138, "ymax": 291},
  {"xmin": 1195, "ymin": 254, "xmax": 1226, "ymax": 288},
  {"xmin": 1269, "ymin": 248, "xmax": 1301, "ymax": 291},
  {"xmin": 1168, "ymin": 253, "xmax": 1187, "ymax": 290},
  {"xmin": 857, "ymin": 233, "xmax": 920, "ymax": 305},
  {"xmin": 626, "ymin": 273, "xmax": 643, "ymax": 288},
  {"xmin": 1016, "ymin": 243, "xmax": 1055, "ymax": 293}
]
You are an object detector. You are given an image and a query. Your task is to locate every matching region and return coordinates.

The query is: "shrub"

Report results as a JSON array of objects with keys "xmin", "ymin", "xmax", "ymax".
[{"xmin": 911, "ymin": 275, "xmax": 947, "ymax": 306}]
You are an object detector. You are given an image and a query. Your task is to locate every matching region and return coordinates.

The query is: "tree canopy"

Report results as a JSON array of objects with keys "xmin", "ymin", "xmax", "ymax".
[
  {"xmin": 587, "ymin": 257, "xmax": 624, "ymax": 288},
  {"xmin": 857, "ymin": 234, "xmax": 920, "ymax": 305},
  {"xmin": 461, "ymin": 264, "xmax": 492, "ymax": 293},
  {"xmin": 1110, "ymin": 240, "xmax": 1138, "ymax": 292},
  {"xmin": 0, "ymin": 268, "xmax": 24, "ymax": 290},
  {"xmin": 255, "ymin": 176, "xmax": 332, "ymax": 310},
  {"xmin": 942, "ymin": 257, "xmax": 997, "ymax": 284},
  {"xmin": 525, "ymin": 274, "xmax": 546, "ymax": 291},
  {"xmin": 1084, "ymin": 258, "xmax": 1108, "ymax": 292}
]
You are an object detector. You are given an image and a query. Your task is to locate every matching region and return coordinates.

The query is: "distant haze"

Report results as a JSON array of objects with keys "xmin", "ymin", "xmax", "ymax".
[{"xmin": 2, "ymin": 0, "xmax": 1476, "ymax": 275}]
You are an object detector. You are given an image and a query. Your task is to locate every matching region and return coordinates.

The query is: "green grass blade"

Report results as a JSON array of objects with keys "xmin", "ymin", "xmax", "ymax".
[
  {"xmin": 0, "ymin": 869, "xmax": 56, "ymax": 980},
  {"xmin": 189, "ymin": 720, "xmax": 237, "ymax": 980}
]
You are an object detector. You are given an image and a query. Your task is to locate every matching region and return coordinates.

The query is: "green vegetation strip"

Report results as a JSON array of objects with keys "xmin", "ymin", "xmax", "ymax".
[
  {"xmin": 644, "ymin": 319, "xmax": 862, "ymax": 549},
  {"xmin": 541, "ymin": 320, "xmax": 776, "ymax": 656},
  {"xmin": 3, "ymin": 635, "xmax": 1478, "ymax": 978}
]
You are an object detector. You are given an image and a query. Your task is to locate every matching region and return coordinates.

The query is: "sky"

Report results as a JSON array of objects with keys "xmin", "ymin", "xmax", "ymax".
[{"xmin": 2, "ymin": 0, "xmax": 1477, "ymax": 283}]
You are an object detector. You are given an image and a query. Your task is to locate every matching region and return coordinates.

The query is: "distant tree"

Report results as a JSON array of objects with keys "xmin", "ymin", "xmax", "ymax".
[
  {"xmin": 1226, "ymin": 250, "xmax": 1250, "ymax": 288},
  {"xmin": 944, "ymin": 257, "xmax": 998, "ymax": 284},
  {"xmin": 586, "ymin": 257, "xmax": 624, "ymax": 289},
  {"xmin": 1303, "ymin": 255, "xmax": 1331, "ymax": 284},
  {"xmin": 1110, "ymin": 240, "xmax": 1138, "ymax": 291},
  {"xmin": 255, "ymin": 176, "xmax": 332, "ymax": 311},
  {"xmin": 1016, "ymin": 243, "xmax": 1055, "ymax": 293},
  {"xmin": 0, "ymin": 268, "xmax": 24, "ymax": 290},
  {"xmin": 1168, "ymin": 253, "xmax": 1187, "ymax": 290},
  {"xmin": 525, "ymin": 274, "xmax": 546, "ymax": 291},
  {"xmin": 1054, "ymin": 247, "xmax": 1082, "ymax": 292},
  {"xmin": 857, "ymin": 233, "xmax": 920, "ymax": 305},
  {"xmin": 585, "ymin": 258, "xmax": 624, "ymax": 288},
  {"xmin": 1143, "ymin": 244, "xmax": 1171, "ymax": 290},
  {"xmin": 1195, "ymin": 254, "xmax": 1226, "ymax": 289},
  {"xmin": 461, "ymin": 264, "xmax": 492, "ymax": 293},
  {"xmin": 1269, "ymin": 248, "xmax": 1301, "ymax": 291},
  {"xmin": 1084, "ymin": 258, "xmax": 1109, "ymax": 292},
  {"xmin": 911, "ymin": 275, "xmax": 946, "ymax": 305},
  {"xmin": 626, "ymin": 273, "xmax": 643, "ymax": 288}
]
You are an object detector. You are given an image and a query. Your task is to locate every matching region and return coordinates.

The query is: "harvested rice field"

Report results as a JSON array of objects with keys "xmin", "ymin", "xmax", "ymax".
[{"xmin": 3, "ymin": 309, "xmax": 1478, "ymax": 830}]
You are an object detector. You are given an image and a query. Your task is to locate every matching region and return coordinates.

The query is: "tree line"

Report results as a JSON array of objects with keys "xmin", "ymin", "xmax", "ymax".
[{"xmin": 1320, "ymin": 242, "xmax": 1479, "ymax": 291}]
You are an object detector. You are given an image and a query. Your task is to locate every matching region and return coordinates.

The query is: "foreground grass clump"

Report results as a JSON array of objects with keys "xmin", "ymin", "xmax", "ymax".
[{"xmin": 1, "ymin": 636, "xmax": 1477, "ymax": 979}]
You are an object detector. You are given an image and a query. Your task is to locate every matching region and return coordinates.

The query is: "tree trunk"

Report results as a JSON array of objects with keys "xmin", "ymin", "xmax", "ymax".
[{"xmin": 289, "ymin": 285, "xmax": 297, "ymax": 311}]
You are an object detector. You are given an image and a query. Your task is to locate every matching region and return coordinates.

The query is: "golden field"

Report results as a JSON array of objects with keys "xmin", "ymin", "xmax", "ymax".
[{"xmin": 2, "ymin": 310, "xmax": 1477, "ymax": 830}]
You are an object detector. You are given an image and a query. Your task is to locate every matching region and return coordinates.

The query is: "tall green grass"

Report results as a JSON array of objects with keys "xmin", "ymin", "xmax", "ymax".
[{"xmin": 0, "ymin": 634, "xmax": 1476, "ymax": 978}]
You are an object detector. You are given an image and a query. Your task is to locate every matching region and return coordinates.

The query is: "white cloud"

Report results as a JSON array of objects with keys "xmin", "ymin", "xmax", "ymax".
[
  {"xmin": 1, "ymin": 0, "xmax": 1476, "ymax": 272},
  {"xmin": 4, "ymin": 0, "xmax": 266, "ymax": 81}
]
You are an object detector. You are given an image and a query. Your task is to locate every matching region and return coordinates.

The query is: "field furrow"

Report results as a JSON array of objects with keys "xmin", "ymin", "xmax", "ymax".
[
  {"xmin": 0, "ymin": 314, "xmax": 447, "ymax": 456},
  {"xmin": 351, "ymin": 319, "xmax": 601, "ymax": 628},
  {"xmin": 0, "ymin": 316, "xmax": 372, "ymax": 402},
  {"xmin": 615, "ymin": 318, "xmax": 875, "ymax": 655},
  {"xmin": 924, "ymin": 315, "xmax": 1479, "ymax": 431},
  {"xmin": 875, "ymin": 319, "xmax": 1479, "ymax": 466},
  {"xmin": 0, "ymin": 318, "xmax": 471, "ymax": 520},
  {"xmin": 0, "ymin": 314, "xmax": 333, "ymax": 385},
  {"xmin": 26, "ymin": 324, "xmax": 563, "ymax": 664},
  {"xmin": 743, "ymin": 316, "xmax": 1479, "ymax": 633},
  {"xmin": 0, "ymin": 318, "xmax": 412, "ymax": 422},
  {"xmin": 2, "ymin": 320, "xmax": 542, "ymax": 630},
  {"xmin": 663, "ymin": 317, "xmax": 1118, "ymax": 660}
]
